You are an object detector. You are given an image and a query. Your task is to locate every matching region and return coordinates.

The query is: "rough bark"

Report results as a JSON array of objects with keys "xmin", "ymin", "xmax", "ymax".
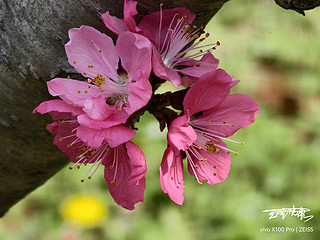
[{"xmin": 0, "ymin": 0, "xmax": 228, "ymax": 217}]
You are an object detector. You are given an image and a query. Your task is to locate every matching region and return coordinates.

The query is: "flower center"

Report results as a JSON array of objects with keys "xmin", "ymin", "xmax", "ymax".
[
  {"xmin": 157, "ymin": 5, "xmax": 220, "ymax": 69},
  {"xmin": 184, "ymin": 119, "xmax": 244, "ymax": 184},
  {"xmin": 58, "ymin": 124, "xmax": 109, "ymax": 182}
]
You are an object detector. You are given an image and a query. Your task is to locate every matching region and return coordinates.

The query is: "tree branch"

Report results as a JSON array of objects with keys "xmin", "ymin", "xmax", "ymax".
[
  {"xmin": 0, "ymin": 0, "xmax": 228, "ymax": 216},
  {"xmin": 274, "ymin": 0, "xmax": 320, "ymax": 15}
]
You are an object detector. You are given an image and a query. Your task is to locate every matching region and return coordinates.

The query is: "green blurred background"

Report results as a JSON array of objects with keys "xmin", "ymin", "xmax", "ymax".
[{"xmin": 1, "ymin": 0, "xmax": 320, "ymax": 239}]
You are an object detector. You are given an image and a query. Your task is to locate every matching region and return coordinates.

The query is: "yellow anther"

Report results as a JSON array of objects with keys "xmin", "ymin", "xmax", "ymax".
[
  {"xmin": 99, "ymin": 50, "xmax": 102, "ymax": 53},
  {"xmin": 78, "ymin": 90, "xmax": 81, "ymax": 94},
  {"xmin": 111, "ymin": 181, "xmax": 115, "ymax": 184},
  {"xmin": 199, "ymin": 182, "xmax": 203, "ymax": 185},
  {"xmin": 198, "ymin": 146, "xmax": 202, "ymax": 149},
  {"xmin": 241, "ymin": 142, "xmax": 244, "ymax": 145},
  {"xmin": 90, "ymin": 40, "xmax": 94, "ymax": 44},
  {"xmin": 213, "ymin": 173, "xmax": 216, "ymax": 176},
  {"xmin": 101, "ymin": 89, "xmax": 104, "ymax": 93},
  {"xmin": 83, "ymin": 72, "xmax": 87, "ymax": 75},
  {"xmin": 73, "ymin": 61, "xmax": 76, "ymax": 64},
  {"xmin": 118, "ymin": 108, "xmax": 122, "ymax": 111},
  {"xmin": 204, "ymin": 158, "xmax": 207, "ymax": 161},
  {"xmin": 59, "ymin": 138, "xmax": 62, "ymax": 142},
  {"xmin": 61, "ymin": 120, "xmax": 65, "ymax": 123},
  {"xmin": 232, "ymin": 124, "xmax": 235, "ymax": 127},
  {"xmin": 71, "ymin": 102, "xmax": 74, "ymax": 106},
  {"xmin": 84, "ymin": 91, "xmax": 88, "ymax": 93},
  {"xmin": 235, "ymin": 152, "xmax": 238, "ymax": 155},
  {"xmin": 195, "ymin": 165, "xmax": 198, "ymax": 168},
  {"xmin": 67, "ymin": 76, "xmax": 71, "ymax": 79}
]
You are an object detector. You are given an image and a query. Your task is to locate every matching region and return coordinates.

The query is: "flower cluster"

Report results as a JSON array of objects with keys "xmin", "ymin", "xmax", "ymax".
[{"xmin": 34, "ymin": 0, "xmax": 258, "ymax": 210}]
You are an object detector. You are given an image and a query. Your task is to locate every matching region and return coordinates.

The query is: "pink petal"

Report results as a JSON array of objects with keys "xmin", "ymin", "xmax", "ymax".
[
  {"xmin": 231, "ymin": 77, "xmax": 240, "ymax": 88},
  {"xmin": 47, "ymin": 78, "xmax": 102, "ymax": 106},
  {"xmin": 102, "ymin": 143, "xmax": 146, "ymax": 210},
  {"xmin": 49, "ymin": 122, "xmax": 84, "ymax": 163},
  {"xmin": 160, "ymin": 147, "xmax": 185, "ymax": 205},
  {"xmin": 116, "ymin": 32, "xmax": 152, "ymax": 82},
  {"xmin": 126, "ymin": 76, "xmax": 152, "ymax": 115},
  {"xmin": 167, "ymin": 114, "xmax": 197, "ymax": 154},
  {"xmin": 183, "ymin": 69, "xmax": 232, "ymax": 115},
  {"xmin": 46, "ymin": 121, "xmax": 60, "ymax": 133},
  {"xmin": 83, "ymin": 95, "xmax": 114, "ymax": 121},
  {"xmin": 77, "ymin": 108, "xmax": 129, "ymax": 129},
  {"xmin": 76, "ymin": 124, "xmax": 135, "ymax": 148},
  {"xmin": 65, "ymin": 25, "xmax": 119, "ymax": 80},
  {"xmin": 198, "ymin": 94, "xmax": 259, "ymax": 137},
  {"xmin": 33, "ymin": 99, "xmax": 83, "ymax": 120},
  {"xmin": 123, "ymin": 0, "xmax": 141, "ymax": 33},
  {"xmin": 101, "ymin": 12, "xmax": 129, "ymax": 36},
  {"xmin": 187, "ymin": 142, "xmax": 231, "ymax": 185},
  {"xmin": 138, "ymin": 7, "xmax": 195, "ymax": 48},
  {"xmin": 126, "ymin": 141, "xmax": 147, "ymax": 185},
  {"xmin": 177, "ymin": 53, "xmax": 219, "ymax": 79},
  {"xmin": 152, "ymin": 46, "xmax": 181, "ymax": 87}
]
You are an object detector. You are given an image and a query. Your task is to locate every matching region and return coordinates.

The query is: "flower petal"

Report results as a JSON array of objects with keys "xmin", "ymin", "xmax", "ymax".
[
  {"xmin": 198, "ymin": 94, "xmax": 259, "ymax": 137},
  {"xmin": 83, "ymin": 95, "xmax": 114, "ymax": 121},
  {"xmin": 77, "ymin": 108, "xmax": 129, "ymax": 129},
  {"xmin": 126, "ymin": 76, "xmax": 152, "ymax": 115},
  {"xmin": 101, "ymin": 12, "xmax": 129, "ymax": 36},
  {"xmin": 76, "ymin": 124, "xmax": 135, "ymax": 148},
  {"xmin": 49, "ymin": 122, "xmax": 84, "ymax": 163},
  {"xmin": 183, "ymin": 69, "xmax": 232, "ymax": 115},
  {"xmin": 126, "ymin": 141, "xmax": 147, "ymax": 185},
  {"xmin": 138, "ymin": 7, "xmax": 195, "ymax": 48},
  {"xmin": 160, "ymin": 147, "xmax": 185, "ymax": 205},
  {"xmin": 178, "ymin": 53, "xmax": 219, "ymax": 79},
  {"xmin": 65, "ymin": 25, "xmax": 119, "ymax": 80},
  {"xmin": 152, "ymin": 46, "xmax": 181, "ymax": 87},
  {"xmin": 33, "ymin": 99, "xmax": 83, "ymax": 120},
  {"xmin": 168, "ymin": 114, "xmax": 197, "ymax": 154},
  {"xmin": 102, "ymin": 143, "xmax": 146, "ymax": 210},
  {"xmin": 117, "ymin": 32, "xmax": 152, "ymax": 82},
  {"xmin": 187, "ymin": 142, "xmax": 231, "ymax": 185},
  {"xmin": 47, "ymin": 78, "xmax": 102, "ymax": 106},
  {"xmin": 123, "ymin": 0, "xmax": 141, "ymax": 33}
]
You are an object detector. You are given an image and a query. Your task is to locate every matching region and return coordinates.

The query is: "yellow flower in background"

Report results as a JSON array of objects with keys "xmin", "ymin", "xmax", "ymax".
[{"xmin": 61, "ymin": 194, "xmax": 107, "ymax": 227}]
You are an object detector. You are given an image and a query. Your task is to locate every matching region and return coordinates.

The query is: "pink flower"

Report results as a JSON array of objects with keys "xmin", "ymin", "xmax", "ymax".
[
  {"xmin": 102, "ymin": 0, "xmax": 220, "ymax": 87},
  {"xmin": 33, "ymin": 99, "xmax": 136, "ymax": 148},
  {"xmin": 47, "ymin": 121, "xmax": 146, "ymax": 210},
  {"xmin": 49, "ymin": 25, "xmax": 152, "ymax": 130},
  {"xmin": 161, "ymin": 69, "xmax": 259, "ymax": 204}
]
